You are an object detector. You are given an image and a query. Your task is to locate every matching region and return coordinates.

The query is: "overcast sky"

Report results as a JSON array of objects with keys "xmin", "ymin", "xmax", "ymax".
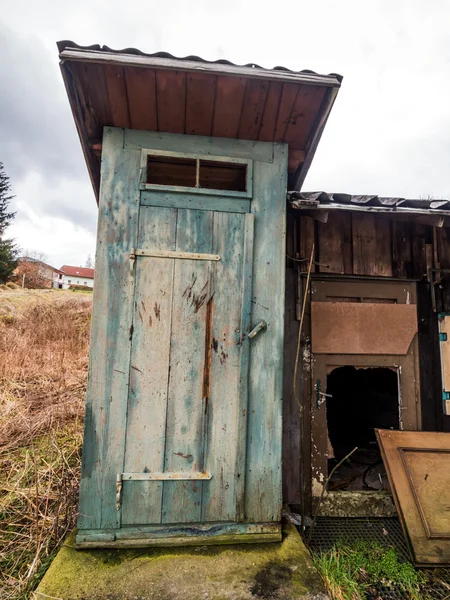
[{"xmin": 1, "ymin": 0, "xmax": 449, "ymax": 269}]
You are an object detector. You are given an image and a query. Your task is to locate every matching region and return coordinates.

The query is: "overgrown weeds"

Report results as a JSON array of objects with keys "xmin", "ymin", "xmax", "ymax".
[
  {"xmin": 313, "ymin": 540, "xmax": 430, "ymax": 600},
  {"xmin": 0, "ymin": 290, "xmax": 91, "ymax": 599}
]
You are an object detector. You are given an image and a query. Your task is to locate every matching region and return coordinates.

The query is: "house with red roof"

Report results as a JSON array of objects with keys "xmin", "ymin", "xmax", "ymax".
[{"xmin": 58, "ymin": 265, "xmax": 95, "ymax": 289}]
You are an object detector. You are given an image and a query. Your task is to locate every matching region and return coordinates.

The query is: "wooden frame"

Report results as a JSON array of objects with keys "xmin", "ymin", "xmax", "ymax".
[
  {"xmin": 308, "ymin": 279, "xmax": 421, "ymax": 500},
  {"xmin": 139, "ymin": 148, "xmax": 253, "ymax": 198}
]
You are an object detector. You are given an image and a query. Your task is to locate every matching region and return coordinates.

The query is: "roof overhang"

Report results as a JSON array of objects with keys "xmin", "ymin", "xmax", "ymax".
[
  {"xmin": 289, "ymin": 191, "xmax": 450, "ymax": 227},
  {"xmin": 58, "ymin": 42, "xmax": 342, "ymax": 202}
]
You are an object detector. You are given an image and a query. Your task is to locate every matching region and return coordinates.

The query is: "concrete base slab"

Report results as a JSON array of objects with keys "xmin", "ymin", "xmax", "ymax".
[{"xmin": 35, "ymin": 524, "xmax": 328, "ymax": 600}]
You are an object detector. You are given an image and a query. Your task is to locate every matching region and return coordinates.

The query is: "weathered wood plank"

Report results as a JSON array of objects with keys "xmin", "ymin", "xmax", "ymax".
[
  {"xmin": 77, "ymin": 128, "xmax": 140, "ymax": 530},
  {"xmin": 258, "ymin": 82, "xmax": 283, "ymax": 142},
  {"xmin": 124, "ymin": 67, "xmax": 157, "ymax": 131},
  {"xmin": 318, "ymin": 212, "xmax": 352, "ymax": 274},
  {"xmin": 121, "ymin": 207, "xmax": 176, "ymax": 526},
  {"xmin": 299, "ymin": 216, "xmax": 316, "ymax": 273},
  {"xmin": 245, "ymin": 143, "xmax": 287, "ymax": 522},
  {"xmin": 212, "ymin": 75, "xmax": 247, "ymax": 138},
  {"xmin": 162, "ymin": 209, "xmax": 214, "ymax": 524},
  {"xmin": 156, "ymin": 70, "xmax": 187, "ymax": 133},
  {"xmin": 104, "ymin": 65, "xmax": 130, "ymax": 128},
  {"xmin": 282, "ymin": 268, "xmax": 301, "ymax": 505},
  {"xmin": 125, "ymin": 129, "xmax": 274, "ymax": 163},
  {"xmin": 392, "ymin": 220, "xmax": 413, "ymax": 278},
  {"xmin": 273, "ymin": 84, "xmax": 299, "ymax": 142},
  {"xmin": 201, "ymin": 212, "xmax": 252, "ymax": 522},
  {"xmin": 283, "ymin": 85, "xmax": 326, "ymax": 148},
  {"xmin": 411, "ymin": 224, "xmax": 428, "ymax": 280},
  {"xmin": 140, "ymin": 190, "xmax": 251, "ymax": 214},
  {"xmin": 352, "ymin": 213, "xmax": 393, "ymax": 276},
  {"xmin": 238, "ymin": 79, "xmax": 269, "ymax": 140},
  {"xmin": 185, "ymin": 72, "xmax": 217, "ymax": 136}
]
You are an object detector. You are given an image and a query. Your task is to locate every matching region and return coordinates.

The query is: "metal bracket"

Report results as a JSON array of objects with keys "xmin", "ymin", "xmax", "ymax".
[
  {"xmin": 132, "ymin": 249, "xmax": 221, "ymax": 261},
  {"xmin": 248, "ymin": 320, "xmax": 267, "ymax": 339},
  {"xmin": 315, "ymin": 380, "xmax": 332, "ymax": 409}
]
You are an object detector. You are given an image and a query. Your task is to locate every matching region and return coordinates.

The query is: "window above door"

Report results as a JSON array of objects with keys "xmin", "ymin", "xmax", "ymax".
[{"xmin": 139, "ymin": 149, "xmax": 253, "ymax": 198}]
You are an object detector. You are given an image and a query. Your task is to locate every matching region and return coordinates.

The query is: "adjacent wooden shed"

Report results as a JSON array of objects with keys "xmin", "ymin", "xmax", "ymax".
[{"xmin": 58, "ymin": 42, "xmax": 342, "ymax": 547}]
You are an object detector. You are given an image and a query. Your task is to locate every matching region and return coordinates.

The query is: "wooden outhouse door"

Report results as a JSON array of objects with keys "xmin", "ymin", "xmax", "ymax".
[{"xmin": 77, "ymin": 128, "xmax": 287, "ymax": 547}]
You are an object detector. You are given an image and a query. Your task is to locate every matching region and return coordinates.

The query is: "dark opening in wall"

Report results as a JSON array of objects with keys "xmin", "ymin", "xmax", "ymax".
[
  {"xmin": 146, "ymin": 155, "xmax": 247, "ymax": 192},
  {"xmin": 326, "ymin": 366, "xmax": 399, "ymax": 491}
]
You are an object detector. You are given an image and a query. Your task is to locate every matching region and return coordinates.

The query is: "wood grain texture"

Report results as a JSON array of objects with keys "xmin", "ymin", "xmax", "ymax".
[
  {"xmin": 121, "ymin": 207, "xmax": 176, "ymax": 526},
  {"xmin": 125, "ymin": 129, "xmax": 274, "ymax": 163},
  {"xmin": 283, "ymin": 85, "xmax": 326, "ymax": 148},
  {"xmin": 185, "ymin": 73, "xmax": 217, "ymax": 136},
  {"xmin": 77, "ymin": 128, "xmax": 139, "ymax": 530},
  {"xmin": 245, "ymin": 143, "xmax": 287, "ymax": 522},
  {"xmin": 201, "ymin": 212, "xmax": 253, "ymax": 522},
  {"xmin": 274, "ymin": 84, "xmax": 299, "ymax": 142},
  {"xmin": 318, "ymin": 212, "xmax": 352, "ymax": 274},
  {"xmin": 352, "ymin": 213, "xmax": 393, "ymax": 276},
  {"xmin": 258, "ymin": 82, "xmax": 283, "ymax": 142},
  {"xmin": 162, "ymin": 209, "xmax": 213, "ymax": 524},
  {"xmin": 238, "ymin": 80, "xmax": 269, "ymax": 140},
  {"xmin": 104, "ymin": 65, "xmax": 130, "ymax": 128},
  {"xmin": 156, "ymin": 70, "xmax": 186, "ymax": 133},
  {"xmin": 70, "ymin": 62, "xmax": 112, "ymax": 139},
  {"xmin": 212, "ymin": 76, "xmax": 247, "ymax": 138},
  {"xmin": 125, "ymin": 67, "xmax": 157, "ymax": 131},
  {"xmin": 392, "ymin": 220, "xmax": 413, "ymax": 278},
  {"xmin": 140, "ymin": 190, "xmax": 251, "ymax": 214}
]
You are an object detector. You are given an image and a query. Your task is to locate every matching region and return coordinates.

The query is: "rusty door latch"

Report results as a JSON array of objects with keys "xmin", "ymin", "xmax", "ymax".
[{"xmin": 248, "ymin": 320, "xmax": 267, "ymax": 339}]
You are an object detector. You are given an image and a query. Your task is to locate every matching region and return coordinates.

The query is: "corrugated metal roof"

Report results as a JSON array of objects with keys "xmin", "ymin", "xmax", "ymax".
[
  {"xmin": 57, "ymin": 41, "xmax": 343, "ymax": 85},
  {"xmin": 288, "ymin": 191, "xmax": 450, "ymax": 216}
]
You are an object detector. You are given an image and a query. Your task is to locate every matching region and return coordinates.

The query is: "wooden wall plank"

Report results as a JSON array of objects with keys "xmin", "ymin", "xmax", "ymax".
[
  {"xmin": 317, "ymin": 212, "xmax": 352, "ymax": 274},
  {"xmin": 77, "ymin": 128, "xmax": 139, "ymax": 531},
  {"xmin": 245, "ymin": 143, "xmax": 287, "ymax": 522},
  {"xmin": 156, "ymin": 70, "xmax": 187, "ymax": 133},
  {"xmin": 162, "ymin": 209, "xmax": 214, "ymax": 524},
  {"xmin": 202, "ymin": 212, "xmax": 250, "ymax": 522},
  {"xmin": 283, "ymin": 85, "xmax": 326, "ymax": 148},
  {"xmin": 104, "ymin": 65, "xmax": 130, "ymax": 129},
  {"xmin": 273, "ymin": 84, "xmax": 299, "ymax": 142},
  {"xmin": 299, "ymin": 216, "xmax": 316, "ymax": 273},
  {"xmin": 212, "ymin": 76, "xmax": 247, "ymax": 138},
  {"xmin": 238, "ymin": 79, "xmax": 269, "ymax": 140},
  {"xmin": 436, "ymin": 227, "xmax": 450, "ymax": 313},
  {"xmin": 121, "ymin": 207, "xmax": 177, "ymax": 526},
  {"xmin": 352, "ymin": 213, "xmax": 393, "ymax": 276},
  {"xmin": 124, "ymin": 67, "xmax": 157, "ymax": 131},
  {"xmin": 258, "ymin": 82, "xmax": 283, "ymax": 142},
  {"xmin": 412, "ymin": 224, "xmax": 428, "ymax": 280},
  {"xmin": 185, "ymin": 73, "xmax": 217, "ymax": 136},
  {"xmin": 282, "ymin": 268, "xmax": 301, "ymax": 505},
  {"xmin": 392, "ymin": 221, "xmax": 413, "ymax": 278}
]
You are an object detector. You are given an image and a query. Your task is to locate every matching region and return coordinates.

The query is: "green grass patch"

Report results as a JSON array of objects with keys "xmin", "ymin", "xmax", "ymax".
[{"xmin": 312, "ymin": 540, "xmax": 430, "ymax": 600}]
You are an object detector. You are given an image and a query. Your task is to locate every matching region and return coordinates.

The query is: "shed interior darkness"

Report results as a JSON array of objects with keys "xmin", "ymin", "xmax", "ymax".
[{"xmin": 326, "ymin": 366, "xmax": 399, "ymax": 491}]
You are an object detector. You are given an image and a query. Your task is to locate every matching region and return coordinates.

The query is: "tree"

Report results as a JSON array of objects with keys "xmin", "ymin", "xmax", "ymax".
[
  {"xmin": 0, "ymin": 162, "xmax": 18, "ymax": 283},
  {"xmin": 15, "ymin": 251, "xmax": 52, "ymax": 289},
  {"xmin": 85, "ymin": 254, "xmax": 94, "ymax": 269}
]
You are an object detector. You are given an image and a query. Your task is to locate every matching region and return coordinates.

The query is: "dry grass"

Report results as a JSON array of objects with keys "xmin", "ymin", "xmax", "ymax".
[{"xmin": 0, "ymin": 290, "xmax": 91, "ymax": 599}]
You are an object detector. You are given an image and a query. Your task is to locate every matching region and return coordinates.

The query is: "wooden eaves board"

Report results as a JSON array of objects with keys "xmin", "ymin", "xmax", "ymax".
[{"xmin": 376, "ymin": 429, "xmax": 450, "ymax": 566}]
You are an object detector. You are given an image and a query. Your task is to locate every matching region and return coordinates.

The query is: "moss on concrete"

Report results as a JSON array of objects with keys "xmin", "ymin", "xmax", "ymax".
[{"xmin": 36, "ymin": 524, "xmax": 328, "ymax": 600}]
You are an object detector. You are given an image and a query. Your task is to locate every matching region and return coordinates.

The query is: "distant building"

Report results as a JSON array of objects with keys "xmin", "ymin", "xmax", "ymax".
[
  {"xmin": 15, "ymin": 257, "xmax": 63, "ymax": 289},
  {"xmin": 58, "ymin": 265, "xmax": 95, "ymax": 289}
]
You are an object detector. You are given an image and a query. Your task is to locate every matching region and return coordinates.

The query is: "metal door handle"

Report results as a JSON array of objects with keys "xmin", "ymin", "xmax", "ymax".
[{"xmin": 248, "ymin": 320, "xmax": 267, "ymax": 339}]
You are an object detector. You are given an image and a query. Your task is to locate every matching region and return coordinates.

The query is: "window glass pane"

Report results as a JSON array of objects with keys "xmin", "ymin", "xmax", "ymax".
[
  {"xmin": 199, "ymin": 160, "xmax": 247, "ymax": 192},
  {"xmin": 147, "ymin": 156, "xmax": 196, "ymax": 187}
]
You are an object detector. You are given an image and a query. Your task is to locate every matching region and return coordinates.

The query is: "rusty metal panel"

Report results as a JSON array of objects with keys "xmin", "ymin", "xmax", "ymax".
[
  {"xmin": 311, "ymin": 302, "xmax": 418, "ymax": 355},
  {"xmin": 376, "ymin": 429, "xmax": 450, "ymax": 565}
]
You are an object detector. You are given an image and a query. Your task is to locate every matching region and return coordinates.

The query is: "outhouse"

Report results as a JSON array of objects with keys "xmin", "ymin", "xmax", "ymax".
[{"xmin": 58, "ymin": 42, "xmax": 342, "ymax": 547}]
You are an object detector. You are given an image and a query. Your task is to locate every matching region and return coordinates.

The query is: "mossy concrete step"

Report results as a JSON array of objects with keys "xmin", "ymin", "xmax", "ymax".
[{"xmin": 36, "ymin": 524, "xmax": 328, "ymax": 600}]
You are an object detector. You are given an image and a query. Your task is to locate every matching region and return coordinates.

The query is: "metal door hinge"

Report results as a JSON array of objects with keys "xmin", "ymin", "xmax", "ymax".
[
  {"xmin": 315, "ymin": 380, "xmax": 332, "ymax": 409},
  {"xmin": 116, "ymin": 474, "xmax": 123, "ymax": 511}
]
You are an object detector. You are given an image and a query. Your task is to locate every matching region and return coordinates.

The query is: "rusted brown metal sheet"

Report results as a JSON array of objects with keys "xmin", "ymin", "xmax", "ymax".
[
  {"xmin": 311, "ymin": 302, "xmax": 418, "ymax": 355},
  {"xmin": 376, "ymin": 429, "xmax": 450, "ymax": 566}
]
